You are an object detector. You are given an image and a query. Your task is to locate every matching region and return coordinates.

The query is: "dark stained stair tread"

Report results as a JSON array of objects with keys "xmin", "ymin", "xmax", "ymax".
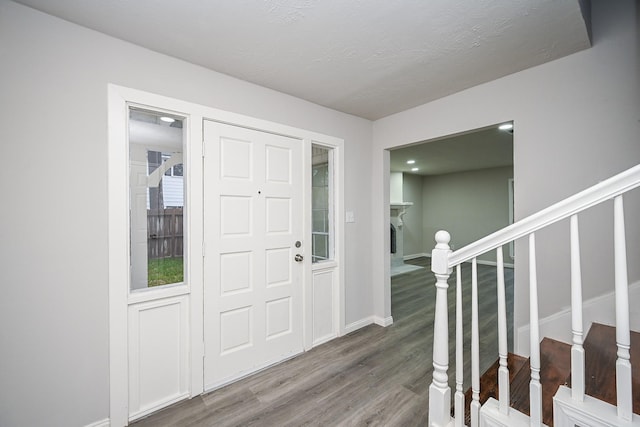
[
  {"xmin": 580, "ymin": 323, "xmax": 640, "ymax": 414},
  {"xmin": 456, "ymin": 353, "xmax": 529, "ymax": 425},
  {"xmin": 508, "ymin": 337, "xmax": 571, "ymax": 426},
  {"xmin": 460, "ymin": 323, "xmax": 639, "ymax": 426}
]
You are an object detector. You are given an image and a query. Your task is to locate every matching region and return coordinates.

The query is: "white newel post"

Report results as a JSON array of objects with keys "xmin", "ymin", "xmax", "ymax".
[{"xmin": 429, "ymin": 231, "xmax": 453, "ymax": 427}]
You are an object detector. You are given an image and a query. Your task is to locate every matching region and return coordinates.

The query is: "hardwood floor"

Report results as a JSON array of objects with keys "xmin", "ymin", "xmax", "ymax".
[{"xmin": 131, "ymin": 257, "xmax": 513, "ymax": 426}]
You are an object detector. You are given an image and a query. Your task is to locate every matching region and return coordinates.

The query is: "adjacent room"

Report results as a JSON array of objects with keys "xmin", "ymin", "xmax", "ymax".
[{"xmin": 389, "ymin": 123, "xmax": 515, "ymax": 386}]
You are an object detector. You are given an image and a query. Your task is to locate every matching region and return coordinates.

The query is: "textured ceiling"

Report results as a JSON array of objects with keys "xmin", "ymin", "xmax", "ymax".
[
  {"xmin": 390, "ymin": 124, "xmax": 513, "ymax": 176},
  {"xmin": 13, "ymin": 0, "xmax": 591, "ymax": 120}
]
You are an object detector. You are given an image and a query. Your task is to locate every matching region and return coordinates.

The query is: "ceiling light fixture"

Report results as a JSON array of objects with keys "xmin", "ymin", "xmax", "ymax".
[
  {"xmin": 160, "ymin": 116, "xmax": 175, "ymax": 123},
  {"xmin": 411, "ymin": 167, "xmax": 419, "ymax": 172},
  {"xmin": 498, "ymin": 123, "xmax": 513, "ymax": 131},
  {"xmin": 406, "ymin": 160, "xmax": 416, "ymax": 164}
]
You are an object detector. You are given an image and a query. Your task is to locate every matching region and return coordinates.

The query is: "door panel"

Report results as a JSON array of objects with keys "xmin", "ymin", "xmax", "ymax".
[
  {"xmin": 203, "ymin": 121, "xmax": 303, "ymax": 389},
  {"xmin": 312, "ymin": 269, "xmax": 337, "ymax": 346},
  {"xmin": 128, "ymin": 295, "xmax": 189, "ymax": 420}
]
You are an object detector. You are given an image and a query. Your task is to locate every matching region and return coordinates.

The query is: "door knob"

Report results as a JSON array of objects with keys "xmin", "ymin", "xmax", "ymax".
[{"xmin": 295, "ymin": 254, "xmax": 304, "ymax": 262}]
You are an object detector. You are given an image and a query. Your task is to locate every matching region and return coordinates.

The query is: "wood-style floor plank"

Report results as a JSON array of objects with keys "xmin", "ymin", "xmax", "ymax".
[{"xmin": 131, "ymin": 257, "xmax": 513, "ymax": 426}]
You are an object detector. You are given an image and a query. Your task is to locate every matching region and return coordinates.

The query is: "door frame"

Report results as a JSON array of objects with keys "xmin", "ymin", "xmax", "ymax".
[
  {"xmin": 306, "ymin": 140, "xmax": 346, "ymax": 347},
  {"xmin": 108, "ymin": 85, "xmax": 205, "ymax": 426},
  {"xmin": 108, "ymin": 85, "xmax": 344, "ymax": 426}
]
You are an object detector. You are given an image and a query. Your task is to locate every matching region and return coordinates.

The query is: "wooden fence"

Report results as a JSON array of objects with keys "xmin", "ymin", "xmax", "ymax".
[{"xmin": 147, "ymin": 208, "xmax": 183, "ymax": 259}]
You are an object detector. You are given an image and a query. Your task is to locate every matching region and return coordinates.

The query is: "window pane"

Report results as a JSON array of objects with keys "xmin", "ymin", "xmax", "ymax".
[
  {"xmin": 311, "ymin": 145, "xmax": 333, "ymax": 263},
  {"xmin": 129, "ymin": 108, "xmax": 185, "ymax": 291}
]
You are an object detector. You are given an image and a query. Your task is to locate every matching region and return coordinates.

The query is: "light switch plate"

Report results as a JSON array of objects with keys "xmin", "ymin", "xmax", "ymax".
[{"xmin": 345, "ymin": 211, "xmax": 355, "ymax": 223}]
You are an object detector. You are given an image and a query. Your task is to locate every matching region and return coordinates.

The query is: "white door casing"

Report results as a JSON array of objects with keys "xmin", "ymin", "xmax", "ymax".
[
  {"xmin": 109, "ymin": 85, "xmax": 344, "ymax": 426},
  {"xmin": 203, "ymin": 121, "xmax": 304, "ymax": 389}
]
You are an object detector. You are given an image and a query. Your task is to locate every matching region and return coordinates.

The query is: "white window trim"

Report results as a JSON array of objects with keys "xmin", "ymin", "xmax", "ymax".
[
  {"xmin": 108, "ymin": 85, "xmax": 205, "ymax": 426},
  {"xmin": 306, "ymin": 139, "xmax": 345, "ymax": 344},
  {"xmin": 311, "ymin": 147, "xmax": 335, "ymax": 265}
]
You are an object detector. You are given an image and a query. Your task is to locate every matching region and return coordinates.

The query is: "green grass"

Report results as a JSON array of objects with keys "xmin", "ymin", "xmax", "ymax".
[{"xmin": 148, "ymin": 257, "xmax": 184, "ymax": 287}]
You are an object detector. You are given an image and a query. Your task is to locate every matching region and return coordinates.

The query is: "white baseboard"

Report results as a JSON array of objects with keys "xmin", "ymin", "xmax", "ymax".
[
  {"xmin": 85, "ymin": 418, "xmax": 110, "ymax": 427},
  {"xmin": 516, "ymin": 280, "xmax": 640, "ymax": 356},
  {"xmin": 404, "ymin": 252, "xmax": 429, "ymax": 261},
  {"xmin": 404, "ymin": 252, "xmax": 514, "ymax": 269},
  {"xmin": 344, "ymin": 317, "xmax": 375, "ymax": 334},
  {"xmin": 373, "ymin": 315, "xmax": 393, "ymax": 327},
  {"xmin": 344, "ymin": 315, "xmax": 393, "ymax": 334}
]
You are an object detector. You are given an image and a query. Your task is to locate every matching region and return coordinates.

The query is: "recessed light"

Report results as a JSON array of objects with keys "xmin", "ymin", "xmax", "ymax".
[
  {"xmin": 499, "ymin": 123, "xmax": 513, "ymax": 131},
  {"xmin": 411, "ymin": 167, "xmax": 419, "ymax": 172},
  {"xmin": 160, "ymin": 116, "xmax": 175, "ymax": 123},
  {"xmin": 406, "ymin": 160, "xmax": 416, "ymax": 164}
]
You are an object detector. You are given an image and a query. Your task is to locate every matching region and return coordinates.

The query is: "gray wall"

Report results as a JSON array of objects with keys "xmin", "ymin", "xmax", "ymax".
[
  {"xmin": 372, "ymin": 0, "xmax": 640, "ymax": 346},
  {"xmin": 400, "ymin": 167, "xmax": 513, "ymax": 262},
  {"xmin": 0, "ymin": 2, "xmax": 373, "ymax": 426},
  {"xmin": 420, "ymin": 167, "xmax": 513, "ymax": 262},
  {"xmin": 1, "ymin": 1, "xmax": 638, "ymax": 425}
]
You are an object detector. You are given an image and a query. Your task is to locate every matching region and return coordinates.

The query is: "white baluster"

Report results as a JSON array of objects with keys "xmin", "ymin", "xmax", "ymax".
[
  {"xmin": 570, "ymin": 214, "xmax": 585, "ymax": 401},
  {"xmin": 471, "ymin": 258, "xmax": 480, "ymax": 427},
  {"xmin": 429, "ymin": 231, "xmax": 452, "ymax": 427},
  {"xmin": 529, "ymin": 233, "xmax": 542, "ymax": 427},
  {"xmin": 614, "ymin": 196, "xmax": 632, "ymax": 421},
  {"xmin": 496, "ymin": 246, "xmax": 510, "ymax": 414},
  {"xmin": 455, "ymin": 264, "xmax": 465, "ymax": 427}
]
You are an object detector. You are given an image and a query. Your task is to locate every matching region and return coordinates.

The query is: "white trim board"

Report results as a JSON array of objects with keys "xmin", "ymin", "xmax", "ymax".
[
  {"xmin": 344, "ymin": 316, "xmax": 375, "ymax": 334},
  {"xmin": 343, "ymin": 315, "xmax": 393, "ymax": 335},
  {"xmin": 84, "ymin": 419, "xmax": 110, "ymax": 427},
  {"xmin": 554, "ymin": 385, "xmax": 640, "ymax": 427},
  {"xmin": 515, "ymin": 280, "xmax": 640, "ymax": 356},
  {"xmin": 374, "ymin": 315, "xmax": 394, "ymax": 327},
  {"xmin": 410, "ymin": 252, "xmax": 515, "ymax": 269},
  {"xmin": 403, "ymin": 252, "xmax": 430, "ymax": 260}
]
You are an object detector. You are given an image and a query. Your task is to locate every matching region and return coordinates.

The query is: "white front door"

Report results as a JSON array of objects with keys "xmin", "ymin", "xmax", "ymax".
[{"xmin": 203, "ymin": 121, "xmax": 304, "ymax": 389}]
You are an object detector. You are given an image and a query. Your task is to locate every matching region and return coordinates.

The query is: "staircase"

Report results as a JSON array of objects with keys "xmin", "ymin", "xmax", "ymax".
[
  {"xmin": 461, "ymin": 324, "xmax": 640, "ymax": 426},
  {"xmin": 427, "ymin": 164, "xmax": 640, "ymax": 427}
]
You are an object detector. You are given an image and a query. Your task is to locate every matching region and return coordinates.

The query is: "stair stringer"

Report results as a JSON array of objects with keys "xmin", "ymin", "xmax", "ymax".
[
  {"xmin": 554, "ymin": 386, "xmax": 640, "ymax": 427},
  {"xmin": 479, "ymin": 398, "xmax": 548, "ymax": 427}
]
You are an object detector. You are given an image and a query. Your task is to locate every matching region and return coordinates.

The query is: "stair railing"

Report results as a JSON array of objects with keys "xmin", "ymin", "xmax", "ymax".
[{"xmin": 428, "ymin": 164, "xmax": 640, "ymax": 427}]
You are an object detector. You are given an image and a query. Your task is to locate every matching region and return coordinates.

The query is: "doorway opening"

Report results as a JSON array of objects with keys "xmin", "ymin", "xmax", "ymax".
[{"xmin": 388, "ymin": 122, "xmax": 515, "ymax": 378}]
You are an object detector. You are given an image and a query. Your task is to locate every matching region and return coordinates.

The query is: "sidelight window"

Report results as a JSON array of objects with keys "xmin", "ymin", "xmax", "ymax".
[
  {"xmin": 311, "ymin": 145, "xmax": 334, "ymax": 263},
  {"xmin": 129, "ymin": 108, "xmax": 185, "ymax": 290}
]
